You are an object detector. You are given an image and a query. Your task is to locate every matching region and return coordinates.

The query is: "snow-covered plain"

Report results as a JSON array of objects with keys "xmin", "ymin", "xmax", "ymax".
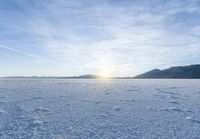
[{"xmin": 0, "ymin": 79, "xmax": 200, "ymax": 139}]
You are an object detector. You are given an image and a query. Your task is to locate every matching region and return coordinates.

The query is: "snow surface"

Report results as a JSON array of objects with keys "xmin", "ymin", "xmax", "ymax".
[{"xmin": 0, "ymin": 79, "xmax": 200, "ymax": 139}]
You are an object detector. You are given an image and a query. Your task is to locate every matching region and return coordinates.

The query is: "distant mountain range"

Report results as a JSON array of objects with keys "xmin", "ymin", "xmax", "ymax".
[
  {"xmin": 3, "ymin": 64, "xmax": 200, "ymax": 79},
  {"xmin": 135, "ymin": 64, "xmax": 200, "ymax": 79},
  {"xmin": 3, "ymin": 74, "xmax": 100, "ymax": 79},
  {"xmin": 64, "ymin": 74, "xmax": 99, "ymax": 79}
]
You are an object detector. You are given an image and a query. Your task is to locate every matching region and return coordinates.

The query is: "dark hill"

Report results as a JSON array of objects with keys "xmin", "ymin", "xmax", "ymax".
[{"xmin": 135, "ymin": 64, "xmax": 200, "ymax": 78}]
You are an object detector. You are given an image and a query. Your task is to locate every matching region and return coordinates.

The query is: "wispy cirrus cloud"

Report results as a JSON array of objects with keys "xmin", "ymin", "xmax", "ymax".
[
  {"xmin": 0, "ymin": 0, "xmax": 200, "ymax": 76},
  {"xmin": 0, "ymin": 44, "xmax": 60, "ymax": 65}
]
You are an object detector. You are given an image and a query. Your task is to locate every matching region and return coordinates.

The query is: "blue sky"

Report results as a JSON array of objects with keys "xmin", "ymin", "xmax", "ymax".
[{"xmin": 0, "ymin": 0, "xmax": 200, "ymax": 77}]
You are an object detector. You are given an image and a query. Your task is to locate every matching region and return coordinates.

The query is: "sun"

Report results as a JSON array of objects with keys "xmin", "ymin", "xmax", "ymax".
[
  {"xmin": 98, "ymin": 70, "xmax": 111, "ymax": 79},
  {"xmin": 94, "ymin": 59, "xmax": 114, "ymax": 79}
]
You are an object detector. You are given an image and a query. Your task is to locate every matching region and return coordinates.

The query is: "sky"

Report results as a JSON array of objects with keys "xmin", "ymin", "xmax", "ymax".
[{"xmin": 0, "ymin": 0, "xmax": 200, "ymax": 77}]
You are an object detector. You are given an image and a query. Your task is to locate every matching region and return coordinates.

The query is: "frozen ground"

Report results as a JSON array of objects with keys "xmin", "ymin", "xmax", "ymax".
[{"xmin": 0, "ymin": 79, "xmax": 200, "ymax": 139}]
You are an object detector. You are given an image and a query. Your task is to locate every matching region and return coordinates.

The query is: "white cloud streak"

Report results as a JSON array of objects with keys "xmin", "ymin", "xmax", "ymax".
[
  {"xmin": 0, "ymin": 44, "xmax": 60, "ymax": 65},
  {"xmin": 1, "ymin": 0, "xmax": 200, "ymax": 76}
]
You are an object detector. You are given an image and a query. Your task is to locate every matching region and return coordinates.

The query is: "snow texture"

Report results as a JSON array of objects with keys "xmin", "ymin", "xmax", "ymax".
[{"xmin": 0, "ymin": 79, "xmax": 200, "ymax": 139}]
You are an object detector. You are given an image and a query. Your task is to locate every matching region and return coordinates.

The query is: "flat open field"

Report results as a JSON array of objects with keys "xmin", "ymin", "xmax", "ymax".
[{"xmin": 0, "ymin": 79, "xmax": 200, "ymax": 139}]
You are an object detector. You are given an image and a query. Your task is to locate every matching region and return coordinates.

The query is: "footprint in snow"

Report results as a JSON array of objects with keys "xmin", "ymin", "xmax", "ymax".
[
  {"xmin": 0, "ymin": 96, "xmax": 7, "ymax": 103},
  {"xmin": 60, "ymin": 95, "xmax": 67, "ymax": 98},
  {"xmin": 126, "ymin": 99, "xmax": 134, "ymax": 102},
  {"xmin": 81, "ymin": 100, "xmax": 90, "ymax": 102},
  {"xmin": 30, "ymin": 96, "xmax": 43, "ymax": 101},
  {"xmin": 155, "ymin": 88, "xmax": 162, "ymax": 91},
  {"xmin": 171, "ymin": 96, "xmax": 179, "ymax": 99},
  {"xmin": 169, "ymin": 101, "xmax": 179, "ymax": 105},
  {"xmin": 169, "ymin": 107, "xmax": 192, "ymax": 113},
  {"xmin": 66, "ymin": 103, "xmax": 71, "ymax": 106},
  {"xmin": 159, "ymin": 107, "xmax": 188, "ymax": 113},
  {"xmin": 126, "ymin": 89, "xmax": 140, "ymax": 92},
  {"xmin": 0, "ymin": 96, "xmax": 6, "ymax": 99},
  {"xmin": 114, "ymin": 107, "xmax": 120, "ymax": 112},
  {"xmin": 160, "ymin": 108, "xmax": 169, "ymax": 111},
  {"xmin": 0, "ymin": 108, "xmax": 5, "ymax": 114},
  {"xmin": 186, "ymin": 116, "xmax": 200, "ymax": 124},
  {"xmin": 120, "ymin": 99, "xmax": 135, "ymax": 102},
  {"xmin": 33, "ymin": 107, "xmax": 50, "ymax": 113},
  {"xmin": 28, "ymin": 119, "xmax": 45, "ymax": 129},
  {"xmin": 170, "ymin": 107, "xmax": 184, "ymax": 112},
  {"xmin": 95, "ymin": 101, "xmax": 100, "ymax": 105},
  {"xmin": 15, "ymin": 115, "xmax": 26, "ymax": 120},
  {"xmin": 95, "ymin": 113, "xmax": 112, "ymax": 120},
  {"xmin": 160, "ymin": 91, "xmax": 171, "ymax": 94},
  {"xmin": 0, "ymin": 100, "xmax": 7, "ymax": 104},
  {"xmin": 169, "ymin": 87, "xmax": 176, "ymax": 89}
]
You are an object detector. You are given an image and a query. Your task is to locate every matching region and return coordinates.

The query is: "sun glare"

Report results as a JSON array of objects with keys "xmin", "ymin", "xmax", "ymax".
[
  {"xmin": 98, "ymin": 70, "xmax": 111, "ymax": 79},
  {"xmin": 95, "ymin": 59, "xmax": 114, "ymax": 80}
]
